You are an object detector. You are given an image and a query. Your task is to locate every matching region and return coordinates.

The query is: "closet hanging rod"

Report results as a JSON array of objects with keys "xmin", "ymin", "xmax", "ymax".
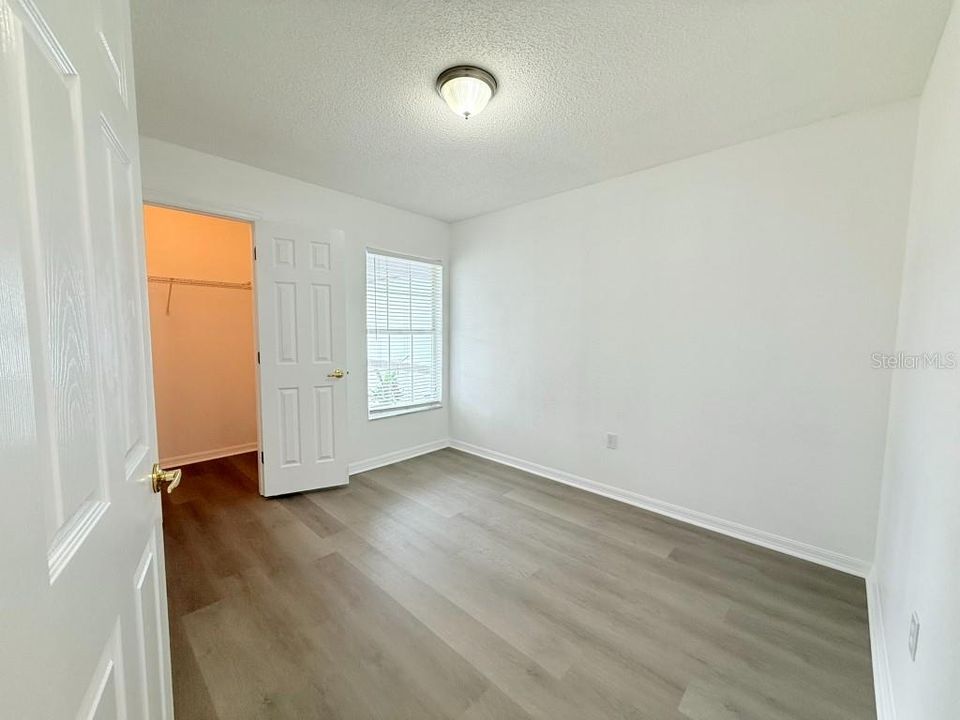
[{"xmin": 147, "ymin": 275, "xmax": 251, "ymax": 290}]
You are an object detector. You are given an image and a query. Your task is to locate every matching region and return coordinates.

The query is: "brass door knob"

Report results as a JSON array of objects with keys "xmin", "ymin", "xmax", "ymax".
[
  {"xmin": 151, "ymin": 463, "xmax": 182, "ymax": 494},
  {"xmin": 327, "ymin": 368, "xmax": 349, "ymax": 379}
]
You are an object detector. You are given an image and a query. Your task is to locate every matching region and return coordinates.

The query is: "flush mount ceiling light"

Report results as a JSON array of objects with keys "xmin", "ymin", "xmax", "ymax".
[{"xmin": 436, "ymin": 65, "xmax": 498, "ymax": 120}]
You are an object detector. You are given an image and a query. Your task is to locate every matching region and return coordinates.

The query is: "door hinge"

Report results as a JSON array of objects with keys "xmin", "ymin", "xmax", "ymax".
[
  {"xmin": 260, "ymin": 451, "xmax": 264, "ymax": 464},
  {"xmin": 257, "ymin": 351, "xmax": 260, "ymax": 364},
  {"xmin": 253, "ymin": 245, "xmax": 257, "ymax": 261}
]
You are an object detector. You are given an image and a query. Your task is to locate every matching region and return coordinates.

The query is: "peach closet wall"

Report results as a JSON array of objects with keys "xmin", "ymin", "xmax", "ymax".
[{"xmin": 144, "ymin": 205, "xmax": 258, "ymax": 465}]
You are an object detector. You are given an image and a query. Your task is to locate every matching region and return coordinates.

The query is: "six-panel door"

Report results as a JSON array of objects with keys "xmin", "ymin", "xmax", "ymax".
[
  {"xmin": 0, "ymin": 0, "xmax": 172, "ymax": 717},
  {"xmin": 255, "ymin": 222, "xmax": 349, "ymax": 496}
]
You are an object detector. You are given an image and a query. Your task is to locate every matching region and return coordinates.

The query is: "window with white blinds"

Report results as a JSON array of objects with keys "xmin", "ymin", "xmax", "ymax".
[{"xmin": 366, "ymin": 250, "xmax": 443, "ymax": 418}]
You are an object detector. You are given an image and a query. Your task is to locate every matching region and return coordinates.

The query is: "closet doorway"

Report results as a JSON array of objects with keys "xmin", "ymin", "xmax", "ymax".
[{"xmin": 144, "ymin": 204, "xmax": 260, "ymax": 474}]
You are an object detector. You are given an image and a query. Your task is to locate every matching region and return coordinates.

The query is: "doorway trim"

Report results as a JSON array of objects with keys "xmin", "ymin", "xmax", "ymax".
[
  {"xmin": 142, "ymin": 194, "xmax": 265, "ymax": 491},
  {"xmin": 142, "ymin": 187, "xmax": 263, "ymax": 222}
]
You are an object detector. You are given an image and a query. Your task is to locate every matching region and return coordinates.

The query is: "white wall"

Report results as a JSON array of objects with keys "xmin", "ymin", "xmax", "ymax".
[
  {"xmin": 451, "ymin": 100, "xmax": 918, "ymax": 569},
  {"xmin": 139, "ymin": 138, "xmax": 450, "ymax": 466},
  {"xmin": 872, "ymin": 3, "xmax": 960, "ymax": 717}
]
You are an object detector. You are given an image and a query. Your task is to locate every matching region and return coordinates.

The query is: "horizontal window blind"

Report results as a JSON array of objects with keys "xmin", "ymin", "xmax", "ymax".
[{"xmin": 366, "ymin": 250, "xmax": 443, "ymax": 417}]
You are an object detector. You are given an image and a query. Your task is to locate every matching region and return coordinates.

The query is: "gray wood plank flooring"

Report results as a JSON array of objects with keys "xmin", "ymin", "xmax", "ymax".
[{"xmin": 162, "ymin": 449, "xmax": 876, "ymax": 720}]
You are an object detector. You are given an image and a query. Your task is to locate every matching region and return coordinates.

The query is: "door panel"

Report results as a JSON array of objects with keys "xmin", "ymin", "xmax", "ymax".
[
  {"xmin": 256, "ymin": 222, "xmax": 348, "ymax": 495},
  {"xmin": 0, "ymin": 0, "xmax": 172, "ymax": 718},
  {"xmin": 78, "ymin": 620, "xmax": 127, "ymax": 720},
  {"xmin": 18, "ymin": 0, "xmax": 108, "ymax": 553},
  {"xmin": 102, "ymin": 117, "xmax": 150, "ymax": 474},
  {"xmin": 133, "ymin": 528, "xmax": 168, "ymax": 720},
  {"xmin": 310, "ymin": 283, "xmax": 332, "ymax": 362}
]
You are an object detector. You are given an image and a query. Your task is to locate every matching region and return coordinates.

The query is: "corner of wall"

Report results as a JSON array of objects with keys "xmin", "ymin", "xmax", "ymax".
[{"xmin": 867, "ymin": 572, "xmax": 897, "ymax": 720}]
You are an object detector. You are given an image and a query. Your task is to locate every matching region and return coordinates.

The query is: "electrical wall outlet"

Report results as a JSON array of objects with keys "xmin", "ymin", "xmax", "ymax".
[
  {"xmin": 908, "ymin": 612, "xmax": 920, "ymax": 662},
  {"xmin": 605, "ymin": 433, "xmax": 618, "ymax": 450}
]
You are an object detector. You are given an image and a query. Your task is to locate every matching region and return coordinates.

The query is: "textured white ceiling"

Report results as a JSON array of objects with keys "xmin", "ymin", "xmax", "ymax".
[{"xmin": 132, "ymin": 1, "xmax": 950, "ymax": 222}]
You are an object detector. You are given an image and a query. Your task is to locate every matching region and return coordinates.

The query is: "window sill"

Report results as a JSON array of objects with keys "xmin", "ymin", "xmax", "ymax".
[{"xmin": 368, "ymin": 403, "xmax": 443, "ymax": 421}]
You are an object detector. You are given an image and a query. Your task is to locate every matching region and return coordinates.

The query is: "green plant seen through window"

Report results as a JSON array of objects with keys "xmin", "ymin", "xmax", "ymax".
[{"xmin": 370, "ymin": 356, "xmax": 409, "ymax": 407}]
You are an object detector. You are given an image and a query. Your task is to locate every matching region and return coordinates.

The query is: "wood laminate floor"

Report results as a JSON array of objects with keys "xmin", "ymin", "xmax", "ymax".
[{"xmin": 162, "ymin": 449, "xmax": 876, "ymax": 720}]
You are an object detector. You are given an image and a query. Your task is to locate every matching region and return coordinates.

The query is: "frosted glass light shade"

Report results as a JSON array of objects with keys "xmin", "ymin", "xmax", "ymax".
[{"xmin": 436, "ymin": 66, "xmax": 497, "ymax": 119}]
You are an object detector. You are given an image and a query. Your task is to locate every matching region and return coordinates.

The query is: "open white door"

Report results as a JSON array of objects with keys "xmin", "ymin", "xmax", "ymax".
[
  {"xmin": 0, "ymin": 0, "xmax": 173, "ymax": 718},
  {"xmin": 255, "ymin": 222, "xmax": 349, "ymax": 496}
]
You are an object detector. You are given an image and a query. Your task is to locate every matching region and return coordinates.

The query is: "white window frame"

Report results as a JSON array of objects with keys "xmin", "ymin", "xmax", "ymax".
[{"xmin": 365, "ymin": 248, "xmax": 444, "ymax": 420}]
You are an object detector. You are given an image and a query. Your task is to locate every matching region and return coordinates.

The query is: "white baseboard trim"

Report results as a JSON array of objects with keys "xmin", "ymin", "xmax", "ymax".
[
  {"xmin": 867, "ymin": 575, "xmax": 896, "ymax": 720},
  {"xmin": 449, "ymin": 439, "xmax": 871, "ymax": 577},
  {"xmin": 161, "ymin": 442, "xmax": 259, "ymax": 468},
  {"xmin": 349, "ymin": 439, "xmax": 451, "ymax": 476}
]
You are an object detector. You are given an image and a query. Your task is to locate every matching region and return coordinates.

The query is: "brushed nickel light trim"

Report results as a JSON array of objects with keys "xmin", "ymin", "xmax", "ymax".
[
  {"xmin": 436, "ymin": 65, "xmax": 498, "ymax": 95},
  {"xmin": 436, "ymin": 65, "xmax": 498, "ymax": 119}
]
